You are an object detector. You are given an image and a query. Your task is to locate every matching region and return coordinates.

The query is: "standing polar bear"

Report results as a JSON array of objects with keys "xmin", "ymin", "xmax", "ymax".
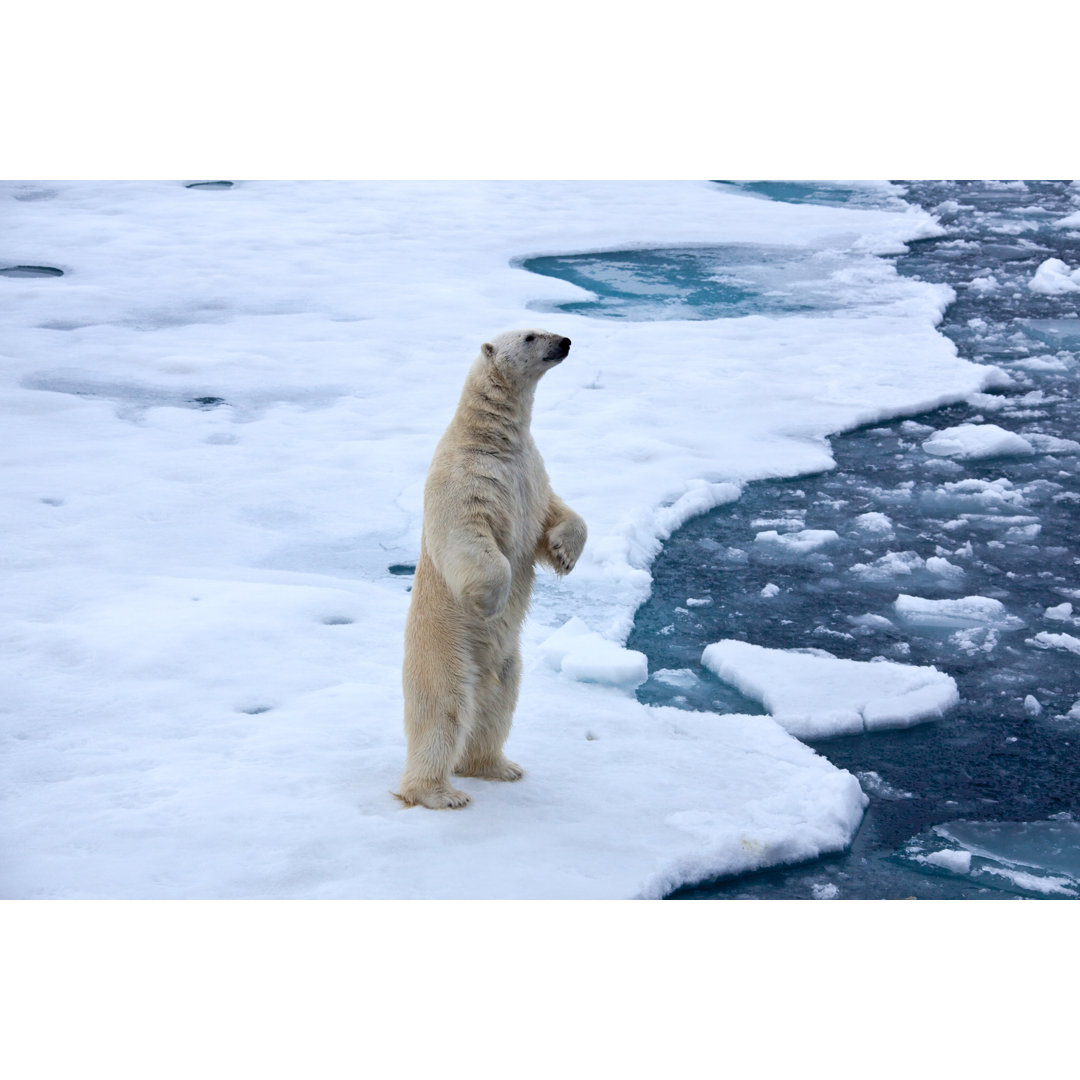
[{"xmin": 397, "ymin": 329, "xmax": 587, "ymax": 809}]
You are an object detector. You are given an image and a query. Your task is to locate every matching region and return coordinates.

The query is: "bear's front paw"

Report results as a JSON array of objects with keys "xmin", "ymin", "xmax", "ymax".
[{"xmin": 546, "ymin": 518, "xmax": 586, "ymax": 576}]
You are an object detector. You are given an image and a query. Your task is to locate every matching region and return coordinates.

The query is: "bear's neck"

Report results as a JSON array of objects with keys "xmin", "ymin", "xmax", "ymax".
[{"xmin": 455, "ymin": 361, "xmax": 536, "ymax": 456}]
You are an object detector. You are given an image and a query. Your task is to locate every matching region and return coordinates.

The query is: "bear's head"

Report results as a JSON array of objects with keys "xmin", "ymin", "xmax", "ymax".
[{"xmin": 481, "ymin": 329, "xmax": 571, "ymax": 384}]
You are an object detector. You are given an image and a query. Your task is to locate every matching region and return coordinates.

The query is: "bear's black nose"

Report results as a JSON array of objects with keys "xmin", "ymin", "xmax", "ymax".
[{"xmin": 559, "ymin": 337, "xmax": 571, "ymax": 355}]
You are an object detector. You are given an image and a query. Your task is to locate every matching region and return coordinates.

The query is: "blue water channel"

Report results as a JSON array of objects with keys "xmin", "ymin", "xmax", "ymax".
[{"xmin": 525, "ymin": 181, "xmax": 1080, "ymax": 899}]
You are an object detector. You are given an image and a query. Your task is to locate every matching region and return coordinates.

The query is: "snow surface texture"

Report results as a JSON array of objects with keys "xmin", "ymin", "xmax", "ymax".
[
  {"xmin": 1, "ymin": 181, "xmax": 999, "ymax": 899},
  {"xmin": 701, "ymin": 641, "xmax": 959, "ymax": 740}
]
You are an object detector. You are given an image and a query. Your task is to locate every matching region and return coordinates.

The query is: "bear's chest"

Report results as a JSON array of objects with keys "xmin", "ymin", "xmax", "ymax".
[{"xmin": 490, "ymin": 448, "xmax": 546, "ymax": 555}]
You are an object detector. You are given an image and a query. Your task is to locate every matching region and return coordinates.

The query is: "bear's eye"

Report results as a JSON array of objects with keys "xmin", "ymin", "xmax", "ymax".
[{"xmin": 524, "ymin": 334, "xmax": 535, "ymax": 343}]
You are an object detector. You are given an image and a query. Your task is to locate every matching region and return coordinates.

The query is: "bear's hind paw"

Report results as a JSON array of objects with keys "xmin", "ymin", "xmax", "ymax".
[
  {"xmin": 455, "ymin": 757, "xmax": 525, "ymax": 782},
  {"xmin": 396, "ymin": 782, "xmax": 472, "ymax": 809}
]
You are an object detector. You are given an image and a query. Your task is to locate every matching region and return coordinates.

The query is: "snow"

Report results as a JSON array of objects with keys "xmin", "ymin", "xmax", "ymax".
[
  {"xmin": 2, "ymin": 180, "xmax": 1001, "ymax": 898},
  {"xmin": 922, "ymin": 423, "xmax": 1035, "ymax": 460},
  {"xmin": 700, "ymin": 640, "xmax": 959, "ymax": 739},
  {"xmin": 1027, "ymin": 257, "xmax": 1080, "ymax": 294}
]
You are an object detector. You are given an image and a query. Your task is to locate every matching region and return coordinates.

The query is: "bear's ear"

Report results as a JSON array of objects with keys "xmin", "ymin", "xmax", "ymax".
[{"xmin": 481, "ymin": 342, "xmax": 495, "ymax": 360}]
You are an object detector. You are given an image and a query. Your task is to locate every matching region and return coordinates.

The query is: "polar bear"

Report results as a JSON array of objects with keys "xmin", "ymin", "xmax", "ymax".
[{"xmin": 397, "ymin": 329, "xmax": 587, "ymax": 809}]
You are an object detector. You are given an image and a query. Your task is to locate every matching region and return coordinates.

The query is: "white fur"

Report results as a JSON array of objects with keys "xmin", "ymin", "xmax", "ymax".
[{"xmin": 397, "ymin": 330, "xmax": 587, "ymax": 809}]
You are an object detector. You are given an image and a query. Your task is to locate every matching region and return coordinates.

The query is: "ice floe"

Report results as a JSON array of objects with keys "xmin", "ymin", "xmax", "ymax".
[{"xmin": 700, "ymin": 640, "xmax": 959, "ymax": 739}]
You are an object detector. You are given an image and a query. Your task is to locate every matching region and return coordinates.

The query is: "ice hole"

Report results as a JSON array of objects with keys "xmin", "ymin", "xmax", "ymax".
[{"xmin": 0, "ymin": 265, "xmax": 64, "ymax": 278}]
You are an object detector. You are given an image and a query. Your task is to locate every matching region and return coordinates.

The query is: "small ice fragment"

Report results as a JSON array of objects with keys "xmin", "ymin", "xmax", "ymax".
[
  {"xmin": 1027, "ymin": 257, "xmax": 1080, "ymax": 295},
  {"xmin": 900, "ymin": 421, "xmax": 935, "ymax": 436},
  {"xmin": 894, "ymin": 595, "xmax": 1025, "ymax": 630},
  {"xmin": 922, "ymin": 424, "xmax": 1035, "ymax": 460},
  {"xmin": 686, "ymin": 596, "xmax": 712, "ymax": 607},
  {"xmin": 926, "ymin": 556, "xmax": 965, "ymax": 581},
  {"xmin": 651, "ymin": 668, "xmax": 699, "ymax": 690},
  {"xmin": 1024, "ymin": 694, "xmax": 1042, "ymax": 717},
  {"xmin": 854, "ymin": 511, "xmax": 894, "ymax": 535},
  {"xmin": 847, "ymin": 613, "xmax": 894, "ymax": 631},
  {"xmin": 850, "ymin": 550, "xmax": 925, "ymax": 581},
  {"xmin": 1045, "ymin": 602, "xmax": 1073, "ymax": 622},
  {"xmin": 1005, "ymin": 523, "xmax": 1041, "ymax": 541},
  {"xmin": 923, "ymin": 849, "xmax": 972, "ymax": 874},
  {"xmin": 950, "ymin": 626, "xmax": 1000, "ymax": 655},
  {"xmin": 1026, "ymin": 631, "xmax": 1080, "ymax": 656},
  {"xmin": 760, "ymin": 583, "xmax": 780, "ymax": 598},
  {"xmin": 856, "ymin": 770, "xmax": 914, "ymax": 799},
  {"xmin": 753, "ymin": 528, "xmax": 838, "ymax": 553},
  {"xmin": 811, "ymin": 882, "xmax": 839, "ymax": 900}
]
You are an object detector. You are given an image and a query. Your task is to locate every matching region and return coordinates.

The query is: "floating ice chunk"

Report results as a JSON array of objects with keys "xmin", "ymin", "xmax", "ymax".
[
  {"xmin": 1045, "ymin": 602, "xmax": 1074, "ymax": 622},
  {"xmin": 968, "ymin": 274, "xmax": 999, "ymax": 292},
  {"xmin": 854, "ymin": 511, "xmax": 894, "ymax": 536},
  {"xmin": 1054, "ymin": 209, "xmax": 1080, "ymax": 229},
  {"xmin": 923, "ymin": 848, "xmax": 972, "ymax": 874},
  {"xmin": 922, "ymin": 424, "xmax": 1034, "ymax": 460},
  {"xmin": 848, "ymin": 613, "xmax": 895, "ymax": 631},
  {"xmin": 1005, "ymin": 523, "xmax": 1041, "ymax": 541},
  {"xmin": 700, "ymin": 640, "xmax": 959, "ymax": 739},
  {"xmin": 850, "ymin": 550, "xmax": 925, "ymax": 581},
  {"xmin": 950, "ymin": 626, "xmax": 1000, "ymax": 654},
  {"xmin": 539, "ymin": 617, "xmax": 648, "ymax": 688},
  {"xmin": 925, "ymin": 556, "xmax": 965, "ymax": 582},
  {"xmin": 760, "ymin": 583, "xmax": 780, "ymax": 598},
  {"xmin": 1026, "ymin": 631, "xmax": 1080, "ymax": 656},
  {"xmin": 685, "ymin": 596, "xmax": 712, "ymax": 607},
  {"xmin": 651, "ymin": 667, "xmax": 699, "ymax": 690},
  {"xmin": 856, "ymin": 770, "xmax": 914, "ymax": 799},
  {"xmin": 811, "ymin": 882, "xmax": 839, "ymax": 899},
  {"xmin": 895, "ymin": 594, "xmax": 1025, "ymax": 630},
  {"xmin": 1025, "ymin": 432, "xmax": 1080, "ymax": 455},
  {"xmin": 1024, "ymin": 695, "xmax": 1042, "ymax": 717},
  {"xmin": 928, "ymin": 477, "xmax": 1028, "ymax": 513},
  {"xmin": 899, "ymin": 421, "xmax": 934, "ymax": 436},
  {"xmin": 753, "ymin": 528, "xmax": 838, "ymax": 553},
  {"xmin": 1027, "ymin": 257, "xmax": 1080, "ymax": 294}
]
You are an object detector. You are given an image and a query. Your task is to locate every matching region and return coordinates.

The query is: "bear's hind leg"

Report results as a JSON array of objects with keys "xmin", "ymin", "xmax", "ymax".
[
  {"xmin": 398, "ymin": 692, "xmax": 473, "ymax": 809},
  {"xmin": 454, "ymin": 650, "xmax": 525, "ymax": 782}
]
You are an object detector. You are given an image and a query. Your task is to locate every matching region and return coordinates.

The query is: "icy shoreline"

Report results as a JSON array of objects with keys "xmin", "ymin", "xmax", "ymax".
[{"xmin": 1, "ymin": 181, "xmax": 1002, "ymax": 898}]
